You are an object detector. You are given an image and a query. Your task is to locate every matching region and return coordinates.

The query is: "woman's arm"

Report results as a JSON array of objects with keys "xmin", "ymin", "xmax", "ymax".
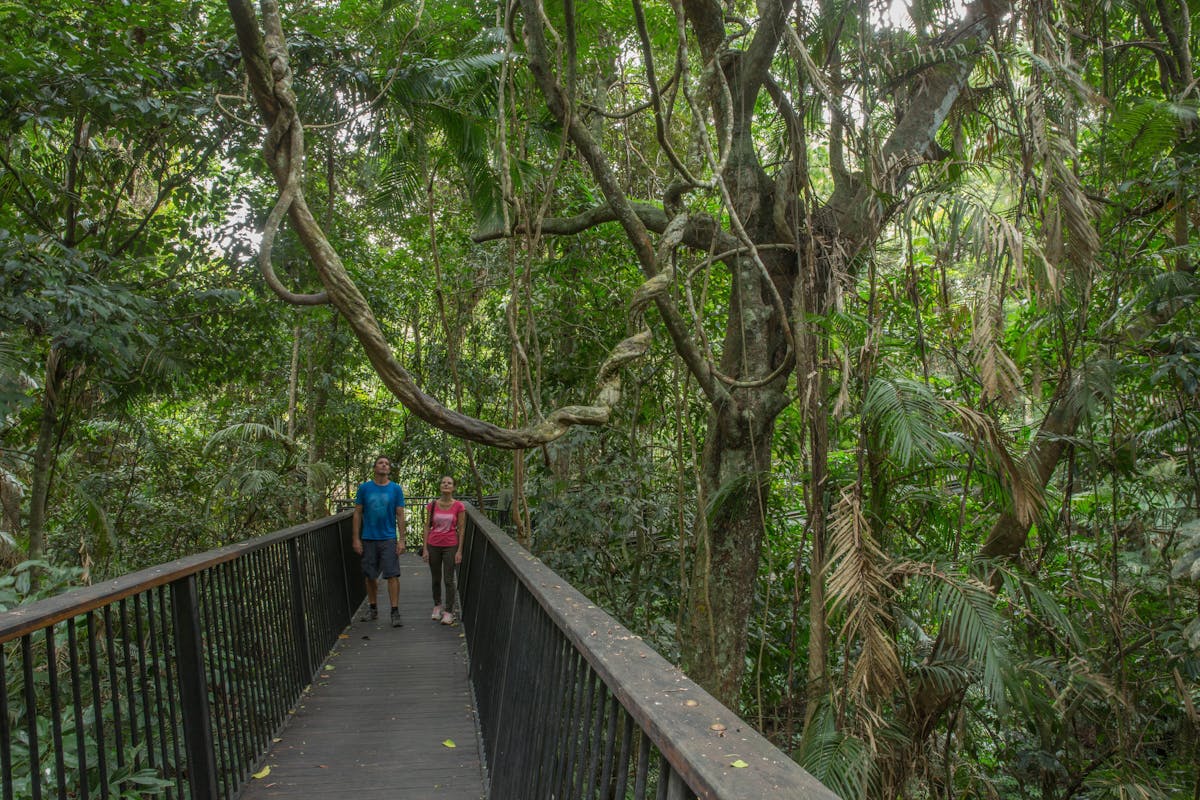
[{"xmin": 455, "ymin": 502, "xmax": 465, "ymax": 563}]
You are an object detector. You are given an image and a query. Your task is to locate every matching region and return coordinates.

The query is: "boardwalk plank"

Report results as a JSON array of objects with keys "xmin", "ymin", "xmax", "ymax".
[{"xmin": 237, "ymin": 555, "xmax": 486, "ymax": 800}]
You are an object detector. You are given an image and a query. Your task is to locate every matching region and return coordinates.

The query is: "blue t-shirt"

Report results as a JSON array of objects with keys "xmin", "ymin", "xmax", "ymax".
[{"xmin": 355, "ymin": 481, "xmax": 406, "ymax": 540}]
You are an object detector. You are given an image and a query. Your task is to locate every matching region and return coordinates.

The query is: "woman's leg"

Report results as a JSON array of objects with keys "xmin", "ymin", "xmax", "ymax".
[
  {"xmin": 428, "ymin": 546, "xmax": 444, "ymax": 606},
  {"xmin": 442, "ymin": 548, "xmax": 457, "ymax": 612}
]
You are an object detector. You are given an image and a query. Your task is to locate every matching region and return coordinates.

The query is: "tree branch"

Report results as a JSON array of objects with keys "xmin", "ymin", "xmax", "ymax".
[
  {"xmin": 226, "ymin": 0, "xmax": 653, "ymax": 448},
  {"xmin": 519, "ymin": 0, "xmax": 726, "ymax": 405},
  {"xmin": 472, "ymin": 200, "xmax": 738, "ymax": 254}
]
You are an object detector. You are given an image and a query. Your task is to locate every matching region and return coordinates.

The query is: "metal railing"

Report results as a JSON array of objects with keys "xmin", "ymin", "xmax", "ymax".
[
  {"xmin": 0, "ymin": 514, "xmax": 360, "ymax": 800},
  {"xmin": 464, "ymin": 505, "xmax": 839, "ymax": 800}
]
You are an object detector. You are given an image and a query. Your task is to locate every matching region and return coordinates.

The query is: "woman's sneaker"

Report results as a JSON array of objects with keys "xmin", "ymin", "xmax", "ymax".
[
  {"xmin": 431, "ymin": 605, "xmax": 442, "ymax": 620},
  {"xmin": 440, "ymin": 611, "xmax": 455, "ymax": 625}
]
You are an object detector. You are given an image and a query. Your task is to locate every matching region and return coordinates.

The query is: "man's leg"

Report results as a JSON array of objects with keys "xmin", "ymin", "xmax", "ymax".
[
  {"xmin": 360, "ymin": 542, "xmax": 380, "ymax": 620},
  {"xmin": 383, "ymin": 542, "xmax": 403, "ymax": 627}
]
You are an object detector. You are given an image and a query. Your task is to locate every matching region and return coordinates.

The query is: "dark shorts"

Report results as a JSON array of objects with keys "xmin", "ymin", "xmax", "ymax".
[{"xmin": 361, "ymin": 539, "xmax": 401, "ymax": 579}]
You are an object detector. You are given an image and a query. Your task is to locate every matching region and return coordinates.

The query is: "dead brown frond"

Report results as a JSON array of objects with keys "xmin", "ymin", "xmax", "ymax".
[
  {"xmin": 941, "ymin": 400, "xmax": 1045, "ymax": 526},
  {"xmin": 827, "ymin": 488, "xmax": 903, "ymax": 702},
  {"xmin": 969, "ymin": 285, "xmax": 1021, "ymax": 405}
]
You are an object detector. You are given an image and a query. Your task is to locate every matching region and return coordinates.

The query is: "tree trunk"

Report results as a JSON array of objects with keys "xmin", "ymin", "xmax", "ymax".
[
  {"xmin": 28, "ymin": 351, "xmax": 69, "ymax": 561},
  {"xmin": 684, "ymin": 402, "xmax": 777, "ymax": 705}
]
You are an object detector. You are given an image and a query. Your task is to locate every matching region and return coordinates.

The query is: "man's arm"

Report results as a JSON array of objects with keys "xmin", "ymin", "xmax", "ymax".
[
  {"xmin": 395, "ymin": 507, "xmax": 407, "ymax": 553},
  {"xmin": 352, "ymin": 505, "xmax": 363, "ymax": 555}
]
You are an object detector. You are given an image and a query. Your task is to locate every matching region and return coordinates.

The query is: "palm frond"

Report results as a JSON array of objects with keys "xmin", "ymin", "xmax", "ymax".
[
  {"xmin": 862, "ymin": 377, "xmax": 944, "ymax": 467},
  {"xmin": 203, "ymin": 421, "xmax": 292, "ymax": 457},
  {"xmin": 939, "ymin": 400, "xmax": 1043, "ymax": 525},
  {"xmin": 237, "ymin": 468, "xmax": 281, "ymax": 497},
  {"xmin": 796, "ymin": 700, "xmax": 880, "ymax": 800},
  {"xmin": 911, "ymin": 565, "xmax": 1014, "ymax": 710},
  {"xmin": 994, "ymin": 565, "xmax": 1084, "ymax": 651}
]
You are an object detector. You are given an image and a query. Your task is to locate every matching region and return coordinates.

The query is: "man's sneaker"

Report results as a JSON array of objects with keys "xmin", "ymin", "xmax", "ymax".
[
  {"xmin": 440, "ymin": 611, "xmax": 455, "ymax": 626},
  {"xmin": 390, "ymin": 609, "xmax": 403, "ymax": 628},
  {"xmin": 431, "ymin": 605, "xmax": 442, "ymax": 620},
  {"xmin": 360, "ymin": 605, "xmax": 378, "ymax": 622}
]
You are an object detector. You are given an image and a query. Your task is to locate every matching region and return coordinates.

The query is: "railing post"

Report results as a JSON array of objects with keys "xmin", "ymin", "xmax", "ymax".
[
  {"xmin": 171, "ymin": 575, "xmax": 218, "ymax": 800},
  {"xmin": 288, "ymin": 537, "xmax": 314, "ymax": 681}
]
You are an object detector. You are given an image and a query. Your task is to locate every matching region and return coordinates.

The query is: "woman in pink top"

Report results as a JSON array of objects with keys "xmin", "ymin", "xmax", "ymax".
[{"xmin": 424, "ymin": 475, "xmax": 466, "ymax": 625}]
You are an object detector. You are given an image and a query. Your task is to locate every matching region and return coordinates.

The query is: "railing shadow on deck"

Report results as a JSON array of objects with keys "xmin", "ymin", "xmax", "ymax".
[
  {"xmin": 0, "ymin": 514, "xmax": 362, "ymax": 800},
  {"xmin": 463, "ymin": 505, "xmax": 838, "ymax": 800}
]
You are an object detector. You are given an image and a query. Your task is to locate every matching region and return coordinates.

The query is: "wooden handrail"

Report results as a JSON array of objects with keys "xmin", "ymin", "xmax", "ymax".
[
  {"xmin": 0, "ymin": 513, "xmax": 354, "ymax": 644},
  {"xmin": 463, "ymin": 504, "xmax": 838, "ymax": 799}
]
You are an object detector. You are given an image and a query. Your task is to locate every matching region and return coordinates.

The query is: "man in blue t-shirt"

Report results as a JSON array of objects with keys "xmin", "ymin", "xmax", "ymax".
[{"xmin": 352, "ymin": 455, "xmax": 407, "ymax": 627}]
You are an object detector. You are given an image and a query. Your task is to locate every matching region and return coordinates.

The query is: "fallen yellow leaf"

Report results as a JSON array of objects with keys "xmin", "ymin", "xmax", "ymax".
[
  {"xmin": 253, "ymin": 766, "xmax": 271, "ymax": 779},
  {"xmin": 443, "ymin": 739, "xmax": 457, "ymax": 748},
  {"xmin": 730, "ymin": 759, "xmax": 748, "ymax": 769}
]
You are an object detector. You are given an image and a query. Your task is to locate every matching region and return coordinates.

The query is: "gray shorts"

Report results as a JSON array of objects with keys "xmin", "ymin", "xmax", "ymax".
[{"xmin": 361, "ymin": 539, "xmax": 401, "ymax": 579}]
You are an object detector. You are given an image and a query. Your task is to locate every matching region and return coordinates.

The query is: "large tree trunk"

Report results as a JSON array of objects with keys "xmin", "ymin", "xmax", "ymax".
[{"xmin": 684, "ymin": 402, "xmax": 779, "ymax": 704}]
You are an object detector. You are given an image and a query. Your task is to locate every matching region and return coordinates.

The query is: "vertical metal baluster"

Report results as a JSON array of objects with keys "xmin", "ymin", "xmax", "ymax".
[
  {"xmin": 611, "ymin": 709, "xmax": 635, "ymax": 800},
  {"xmin": 597, "ymin": 694, "xmax": 620, "ymax": 800},
  {"xmin": 500, "ymin": 590, "xmax": 535, "ymax": 799},
  {"xmin": 44, "ymin": 625, "xmax": 67, "ymax": 799},
  {"xmin": 568, "ymin": 668, "xmax": 598, "ymax": 799},
  {"xmin": 171, "ymin": 574, "xmax": 218, "ymax": 800},
  {"xmin": 554, "ymin": 650, "xmax": 584, "ymax": 798},
  {"xmin": 655, "ymin": 752, "xmax": 671, "ymax": 800},
  {"xmin": 233, "ymin": 555, "xmax": 266, "ymax": 759},
  {"xmin": 213, "ymin": 561, "xmax": 241, "ymax": 792},
  {"xmin": 0, "ymin": 646, "xmax": 12, "ymax": 800},
  {"xmin": 198, "ymin": 570, "xmax": 231, "ymax": 800},
  {"xmin": 632, "ymin": 731, "xmax": 652, "ymax": 800},
  {"xmin": 283, "ymin": 542, "xmax": 307, "ymax": 695},
  {"xmin": 68, "ymin": 620, "xmax": 89, "ymax": 800},
  {"xmin": 266, "ymin": 544, "xmax": 296, "ymax": 703},
  {"xmin": 103, "ymin": 605, "xmax": 125, "ymax": 774},
  {"xmin": 86, "ymin": 613, "xmax": 110, "ymax": 799},
  {"xmin": 664, "ymin": 765, "xmax": 689, "ymax": 800},
  {"xmin": 144, "ymin": 590, "xmax": 172, "ymax": 799},
  {"xmin": 251, "ymin": 550, "xmax": 284, "ymax": 732},
  {"xmin": 287, "ymin": 538, "xmax": 313, "ymax": 687},
  {"xmin": 133, "ymin": 595, "xmax": 157, "ymax": 777},
  {"xmin": 304, "ymin": 533, "xmax": 326, "ymax": 646},
  {"xmin": 118, "ymin": 599, "xmax": 140, "ymax": 765},
  {"xmin": 584, "ymin": 679, "xmax": 609, "ymax": 798},
  {"xmin": 544, "ymin": 645, "xmax": 571, "ymax": 798},
  {"xmin": 518, "ymin": 608, "xmax": 552, "ymax": 799},
  {"xmin": 227, "ymin": 559, "xmax": 255, "ymax": 791},
  {"xmin": 22, "ymin": 634, "xmax": 42, "ymax": 800},
  {"xmin": 156, "ymin": 585, "xmax": 185, "ymax": 800},
  {"xmin": 531, "ymin": 616, "xmax": 564, "ymax": 800}
]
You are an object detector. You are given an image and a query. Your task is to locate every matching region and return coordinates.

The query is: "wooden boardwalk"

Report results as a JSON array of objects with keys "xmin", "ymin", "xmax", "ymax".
[{"xmin": 237, "ymin": 554, "xmax": 486, "ymax": 800}]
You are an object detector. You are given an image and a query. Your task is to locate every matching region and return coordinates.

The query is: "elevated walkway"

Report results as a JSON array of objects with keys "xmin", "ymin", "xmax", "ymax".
[{"xmin": 238, "ymin": 554, "xmax": 485, "ymax": 800}]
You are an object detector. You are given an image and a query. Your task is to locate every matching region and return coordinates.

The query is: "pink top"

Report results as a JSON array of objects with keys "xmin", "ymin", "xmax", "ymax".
[{"xmin": 427, "ymin": 500, "xmax": 465, "ymax": 548}]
